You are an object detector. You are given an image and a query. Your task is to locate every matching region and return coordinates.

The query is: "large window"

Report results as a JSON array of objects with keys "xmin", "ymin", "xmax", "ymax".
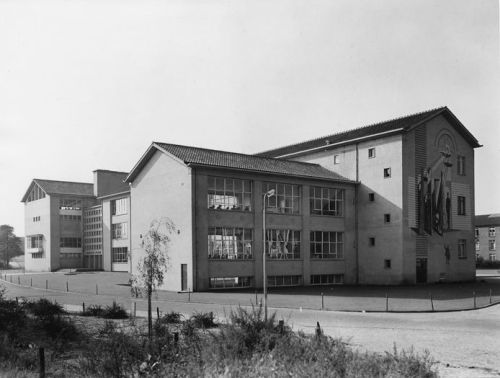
[
  {"xmin": 60, "ymin": 215, "xmax": 82, "ymax": 222},
  {"xmin": 310, "ymin": 231, "xmax": 343, "ymax": 259},
  {"xmin": 60, "ymin": 237, "xmax": 82, "ymax": 248},
  {"xmin": 112, "ymin": 247, "xmax": 128, "ymax": 263},
  {"xmin": 26, "ymin": 184, "xmax": 46, "ymax": 202},
  {"xmin": 112, "ymin": 223, "xmax": 128, "ymax": 239},
  {"xmin": 208, "ymin": 177, "xmax": 252, "ymax": 211},
  {"xmin": 263, "ymin": 182, "xmax": 300, "ymax": 214},
  {"xmin": 265, "ymin": 229, "xmax": 300, "ymax": 259},
  {"xmin": 457, "ymin": 196, "xmax": 466, "ymax": 215},
  {"xmin": 208, "ymin": 227, "xmax": 253, "ymax": 260},
  {"xmin": 458, "ymin": 239, "xmax": 467, "ymax": 259},
  {"xmin": 489, "ymin": 227, "xmax": 496, "ymax": 237},
  {"xmin": 457, "ymin": 155, "xmax": 466, "ymax": 176},
  {"xmin": 267, "ymin": 275, "xmax": 302, "ymax": 287},
  {"xmin": 60, "ymin": 199, "xmax": 82, "ymax": 210},
  {"xmin": 209, "ymin": 276, "xmax": 252, "ymax": 289},
  {"xmin": 489, "ymin": 240, "xmax": 496, "ymax": 251},
  {"xmin": 310, "ymin": 187, "xmax": 344, "ymax": 216},
  {"xmin": 27, "ymin": 235, "xmax": 43, "ymax": 249},
  {"xmin": 112, "ymin": 198, "xmax": 128, "ymax": 215},
  {"xmin": 310, "ymin": 274, "xmax": 344, "ymax": 285}
]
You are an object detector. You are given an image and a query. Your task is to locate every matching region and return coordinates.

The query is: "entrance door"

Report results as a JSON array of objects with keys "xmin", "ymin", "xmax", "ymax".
[
  {"xmin": 416, "ymin": 258, "xmax": 427, "ymax": 283},
  {"xmin": 181, "ymin": 264, "xmax": 187, "ymax": 291}
]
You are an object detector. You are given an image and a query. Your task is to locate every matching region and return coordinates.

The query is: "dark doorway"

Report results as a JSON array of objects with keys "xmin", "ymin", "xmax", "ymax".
[
  {"xmin": 416, "ymin": 258, "xmax": 427, "ymax": 283},
  {"xmin": 181, "ymin": 264, "xmax": 187, "ymax": 291}
]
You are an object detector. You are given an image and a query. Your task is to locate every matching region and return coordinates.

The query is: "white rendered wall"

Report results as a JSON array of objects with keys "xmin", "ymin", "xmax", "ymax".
[
  {"xmin": 24, "ymin": 195, "xmax": 52, "ymax": 272},
  {"xmin": 130, "ymin": 151, "xmax": 193, "ymax": 292}
]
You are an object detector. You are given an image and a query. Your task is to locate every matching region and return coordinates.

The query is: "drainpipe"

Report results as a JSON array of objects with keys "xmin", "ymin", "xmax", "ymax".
[{"xmin": 355, "ymin": 143, "xmax": 359, "ymax": 284}]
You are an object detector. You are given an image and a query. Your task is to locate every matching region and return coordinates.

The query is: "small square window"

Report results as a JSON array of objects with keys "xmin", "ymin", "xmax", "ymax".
[
  {"xmin": 368, "ymin": 148, "xmax": 376, "ymax": 158},
  {"xmin": 368, "ymin": 193, "xmax": 375, "ymax": 202},
  {"xmin": 489, "ymin": 240, "xmax": 496, "ymax": 251},
  {"xmin": 488, "ymin": 227, "xmax": 496, "ymax": 237},
  {"xmin": 384, "ymin": 259, "xmax": 391, "ymax": 269},
  {"xmin": 369, "ymin": 237, "xmax": 375, "ymax": 246},
  {"xmin": 334, "ymin": 155, "xmax": 340, "ymax": 165},
  {"xmin": 384, "ymin": 214, "xmax": 391, "ymax": 223},
  {"xmin": 384, "ymin": 168, "xmax": 391, "ymax": 178}
]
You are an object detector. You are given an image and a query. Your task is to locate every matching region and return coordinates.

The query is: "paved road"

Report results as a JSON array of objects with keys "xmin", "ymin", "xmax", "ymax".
[{"xmin": 2, "ymin": 280, "xmax": 499, "ymax": 377}]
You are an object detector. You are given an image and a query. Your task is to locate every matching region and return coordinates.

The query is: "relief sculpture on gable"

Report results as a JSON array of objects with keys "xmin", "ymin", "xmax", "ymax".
[{"xmin": 416, "ymin": 132, "xmax": 454, "ymax": 236}]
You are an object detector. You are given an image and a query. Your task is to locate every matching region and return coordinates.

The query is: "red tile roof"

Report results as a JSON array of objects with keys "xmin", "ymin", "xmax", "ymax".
[{"xmin": 255, "ymin": 107, "xmax": 480, "ymax": 158}]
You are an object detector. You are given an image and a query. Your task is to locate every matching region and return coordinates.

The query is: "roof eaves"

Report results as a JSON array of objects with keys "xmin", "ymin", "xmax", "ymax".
[{"xmin": 186, "ymin": 162, "xmax": 358, "ymax": 184}]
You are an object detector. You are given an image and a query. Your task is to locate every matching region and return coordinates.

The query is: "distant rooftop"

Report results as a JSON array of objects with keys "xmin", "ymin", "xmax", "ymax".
[
  {"xmin": 21, "ymin": 179, "xmax": 94, "ymax": 202},
  {"xmin": 126, "ymin": 142, "xmax": 356, "ymax": 183},
  {"xmin": 475, "ymin": 214, "xmax": 500, "ymax": 227},
  {"xmin": 256, "ymin": 107, "xmax": 481, "ymax": 158}
]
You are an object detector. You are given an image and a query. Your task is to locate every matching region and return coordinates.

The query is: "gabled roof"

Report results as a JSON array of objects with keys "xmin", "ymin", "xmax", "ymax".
[
  {"xmin": 125, "ymin": 142, "xmax": 355, "ymax": 184},
  {"xmin": 475, "ymin": 214, "xmax": 500, "ymax": 227},
  {"xmin": 21, "ymin": 179, "xmax": 94, "ymax": 202},
  {"xmin": 255, "ymin": 107, "xmax": 481, "ymax": 158}
]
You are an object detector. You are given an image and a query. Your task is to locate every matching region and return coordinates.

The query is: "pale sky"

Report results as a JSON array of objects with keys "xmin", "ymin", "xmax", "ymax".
[{"xmin": 1, "ymin": 0, "xmax": 498, "ymax": 235}]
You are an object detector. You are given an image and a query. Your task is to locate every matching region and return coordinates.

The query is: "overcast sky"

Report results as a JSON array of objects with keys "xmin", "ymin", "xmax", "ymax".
[{"xmin": 1, "ymin": 0, "xmax": 498, "ymax": 235}]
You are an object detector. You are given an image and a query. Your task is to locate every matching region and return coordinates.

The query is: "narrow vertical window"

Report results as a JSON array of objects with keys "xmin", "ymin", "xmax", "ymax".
[
  {"xmin": 457, "ymin": 196, "xmax": 466, "ymax": 215},
  {"xmin": 458, "ymin": 239, "xmax": 467, "ymax": 259},
  {"xmin": 383, "ymin": 168, "xmax": 391, "ymax": 178},
  {"xmin": 334, "ymin": 155, "xmax": 340, "ymax": 165},
  {"xmin": 384, "ymin": 259, "xmax": 391, "ymax": 269},
  {"xmin": 369, "ymin": 237, "xmax": 375, "ymax": 246},
  {"xmin": 384, "ymin": 214, "xmax": 391, "ymax": 223},
  {"xmin": 457, "ymin": 155, "xmax": 466, "ymax": 176},
  {"xmin": 368, "ymin": 148, "xmax": 376, "ymax": 158},
  {"xmin": 368, "ymin": 193, "xmax": 375, "ymax": 202}
]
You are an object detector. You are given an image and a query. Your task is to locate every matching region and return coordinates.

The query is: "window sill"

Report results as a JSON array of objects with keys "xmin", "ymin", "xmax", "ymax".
[
  {"xmin": 208, "ymin": 258, "xmax": 255, "ymax": 262},
  {"xmin": 208, "ymin": 208, "xmax": 253, "ymax": 213},
  {"xmin": 310, "ymin": 214, "xmax": 344, "ymax": 218},
  {"xmin": 310, "ymin": 258, "xmax": 344, "ymax": 261}
]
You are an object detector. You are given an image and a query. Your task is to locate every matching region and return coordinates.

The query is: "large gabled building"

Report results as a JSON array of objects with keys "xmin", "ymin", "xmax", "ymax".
[{"xmin": 475, "ymin": 214, "xmax": 500, "ymax": 262}]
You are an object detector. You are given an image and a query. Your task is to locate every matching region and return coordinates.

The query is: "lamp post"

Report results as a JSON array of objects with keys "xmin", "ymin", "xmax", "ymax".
[{"xmin": 262, "ymin": 188, "xmax": 275, "ymax": 322}]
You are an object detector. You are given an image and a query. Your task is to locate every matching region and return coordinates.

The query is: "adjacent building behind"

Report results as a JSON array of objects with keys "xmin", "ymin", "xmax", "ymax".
[{"xmin": 475, "ymin": 214, "xmax": 500, "ymax": 262}]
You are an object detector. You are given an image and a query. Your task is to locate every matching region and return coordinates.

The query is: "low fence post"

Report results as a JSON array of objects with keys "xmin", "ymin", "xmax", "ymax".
[
  {"xmin": 386, "ymin": 293, "xmax": 389, "ymax": 312},
  {"xmin": 95, "ymin": 284, "xmax": 98, "ymax": 295},
  {"xmin": 490, "ymin": 289, "xmax": 492, "ymax": 304},
  {"xmin": 82, "ymin": 302, "xmax": 85, "ymax": 313},
  {"xmin": 30, "ymin": 277, "xmax": 32, "ymax": 287},
  {"xmin": 188, "ymin": 288, "xmax": 191, "ymax": 302},
  {"xmin": 157, "ymin": 307, "xmax": 160, "ymax": 319},
  {"xmin": 473, "ymin": 291, "xmax": 476, "ymax": 309},
  {"xmin": 45, "ymin": 280, "xmax": 48, "ymax": 290},
  {"xmin": 430, "ymin": 293, "xmax": 434, "ymax": 312},
  {"xmin": 39, "ymin": 347, "xmax": 45, "ymax": 378},
  {"xmin": 134, "ymin": 302, "xmax": 137, "ymax": 318},
  {"xmin": 255, "ymin": 290, "xmax": 258, "ymax": 305},
  {"xmin": 321, "ymin": 292, "xmax": 324, "ymax": 310},
  {"xmin": 18, "ymin": 276, "xmax": 20, "ymax": 285},
  {"xmin": 66, "ymin": 281, "xmax": 69, "ymax": 292}
]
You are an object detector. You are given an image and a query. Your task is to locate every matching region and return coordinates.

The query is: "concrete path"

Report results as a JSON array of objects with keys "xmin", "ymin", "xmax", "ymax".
[{"xmin": 2, "ymin": 278, "xmax": 499, "ymax": 378}]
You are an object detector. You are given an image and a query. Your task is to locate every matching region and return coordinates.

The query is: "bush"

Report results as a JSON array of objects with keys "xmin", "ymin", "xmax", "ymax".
[
  {"xmin": 102, "ymin": 301, "xmax": 128, "ymax": 319},
  {"xmin": 159, "ymin": 311, "xmax": 182, "ymax": 324},
  {"xmin": 190, "ymin": 311, "xmax": 217, "ymax": 329},
  {"xmin": 81, "ymin": 304, "xmax": 104, "ymax": 317},
  {"xmin": 0, "ymin": 298, "xmax": 26, "ymax": 341},
  {"xmin": 23, "ymin": 298, "xmax": 65, "ymax": 318}
]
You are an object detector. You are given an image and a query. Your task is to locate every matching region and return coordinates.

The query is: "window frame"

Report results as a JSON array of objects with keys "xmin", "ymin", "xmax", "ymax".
[
  {"xmin": 457, "ymin": 155, "xmax": 466, "ymax": 176},
  {"xmin": 265, "ymin": 229, "xmax": 301, "ymax": 259},
  {"xmin": 458, "ymin": 239, "xmax": 467, "ymax": 259},
  {"xmin": 263, "ymin": 182, "xmax": 301, "ymax": 215},
  {"xmin": 111, "ymin": 222, "xmax": 128, "ymax": 239},
  {"xmin": 489, "ymin": 240, "xmax": 496, "ymax": 251},
  {"xmin": 112, "ymin": 247, "xmax": 128, "ymax": 263},
  {"xmin": 310, "ymin": 186, "xmax": 344, "ymax": 217},
  {"xmin": 368, "ymin": 148, "xmax": 376, "ymax": 159},
  {"xmin": 383, "ymin": 168, "xmax": 391, "ymax": 178},
  {"xmin": 489, "ymin": 227, "xmax": 496, "ymax": 237},
  {"xmin": 207, "ymin": 176, "xmax": 253, "ymax": 212},
  {"xmin": 457, "ymin": 196, "xmax": 466, "ymax": 216},
  {"xmin": 310, "ymin": 231, "xmax": 344, "ymax": 259},
  {"xmin": 208, "ymin": 227, "xmax": 253, "ymax": 260}
]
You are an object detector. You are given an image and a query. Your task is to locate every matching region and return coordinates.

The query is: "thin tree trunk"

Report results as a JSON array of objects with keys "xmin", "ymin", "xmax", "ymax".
[{"xmin": 148, "ymin": 283, "xmax": 152, "ymax": 342}]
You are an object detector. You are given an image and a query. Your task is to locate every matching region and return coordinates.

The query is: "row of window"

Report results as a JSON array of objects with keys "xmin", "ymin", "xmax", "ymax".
[
  {"xmin": 60, "ymin": 253, "xmax": 81, "ymax": 259},
  {"xmin": 208, "ymin": 177, "xmax": 345, "ymax": 217},
  {"xmin": 26, "ymin": 185, "xmax": 46, "ymax": 203},
  {"xmin": 60, "ymin": 214, "xmax": 82, "ymax": 222},
  {"xmin": 476, "ymin": 240, "xmax": 496, "ymax": 251},
  {"xmin": 475, "ymin": 227, "xmax": 497, "ymax": 238},
  {"xmin": 32, "ymin": 216, "xmax": 40, "ymax": 222},
  {"xmin": 85, "ymin": 216, "xmax": 101, "ymax": 224},
  {"xmin": 207, "ymin": 228, "xmax": 344, "ymax": 260},
  {"xmin": 60, "ymin": 237, "xmax": 82, "ymax": 248},
  {"xmin": 60, "ymin": 199, "xmax": 82, "ymax": 210},
  {"xmin": 208, "ymin": 274, "xmax": 345, "ymax": 289}
]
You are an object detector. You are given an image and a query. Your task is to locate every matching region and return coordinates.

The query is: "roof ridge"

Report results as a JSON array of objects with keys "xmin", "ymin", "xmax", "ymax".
[
  {"xmin": 256, "ymin": 106, "xmax": 447, "ymax": 156},
  {"xmin": 34, "ymin": 178, "xmax": 93, "ymax": 186},
  {"xmin": 154, "ymin": 141, "xmax": 328, "ymax": 168}
]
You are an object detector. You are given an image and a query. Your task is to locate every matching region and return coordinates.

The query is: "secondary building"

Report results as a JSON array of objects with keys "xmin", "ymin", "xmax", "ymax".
[
  {"xmin": 475, "ymin": 214, "xmax": 500, "ymax": 262},
  {"xmin": 22, "ymin": 170, "xmax": 131, "ymax": 272}
]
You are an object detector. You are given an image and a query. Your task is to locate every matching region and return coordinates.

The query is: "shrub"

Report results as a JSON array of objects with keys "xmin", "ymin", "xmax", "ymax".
[
  {"xmin": 80, "ymin": 321, "xmax": 146, "ymax": 378},
  {"xmin": 0, "ymin": 298, "xmax": 27, "ymax": 341},
  {"xmin": 81, "ymin": 304, "xmax": 104, "ymax": 317},
  {"xmin": 160, "ymin": 311, "xmax": 182, "ymax": 324},
  {"xmin": 190, "ymin": 311, "xmax": 217, "ymax": 329},
  {"xmin": 23, "ymin": 298, "xmax": 65, "ymax": 318},
  {"xmin": 102, "ymin": 301, "xmax": 128, "ymax": 319}
]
